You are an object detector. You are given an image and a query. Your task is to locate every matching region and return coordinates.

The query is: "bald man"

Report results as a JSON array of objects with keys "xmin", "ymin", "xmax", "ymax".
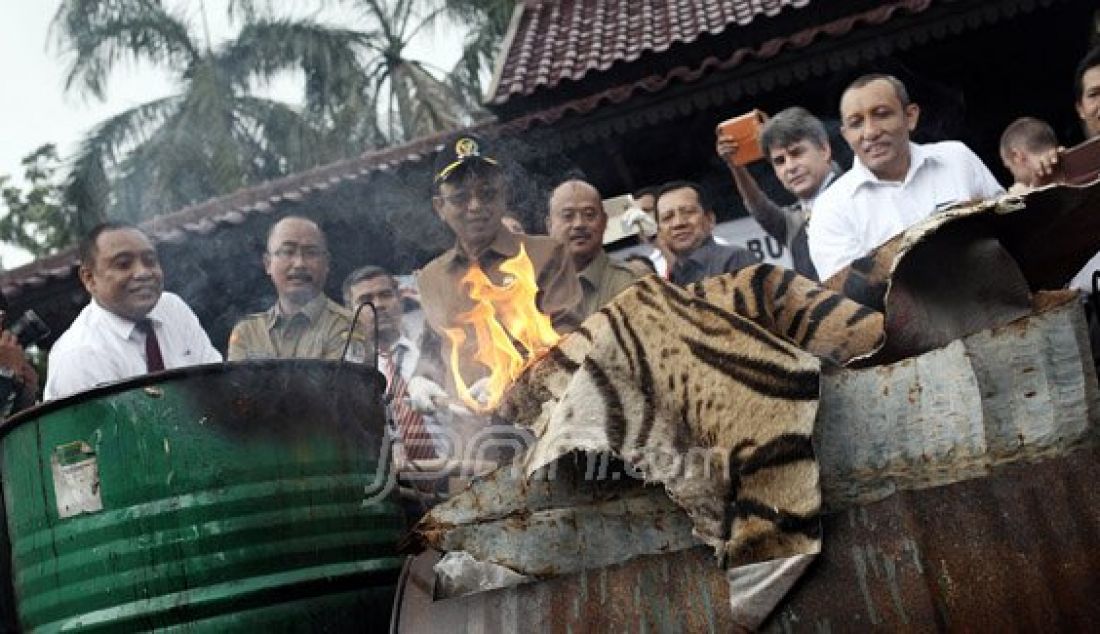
[
  {"xmin": 547, "ymin": 179, "xmax": 641, "ymax": 318},
  {"xmin": 228, "ymin": 216, "xmax": 363, "ymax": 360}
]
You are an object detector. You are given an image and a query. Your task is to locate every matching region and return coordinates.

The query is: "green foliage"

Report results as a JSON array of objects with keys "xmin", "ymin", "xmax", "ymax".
[
  {"xmin": 52, "ymin": 0, "xmax": 370, "ymax": 223},
  {"xmin": 0, "ymin": 144, "xmax": 83, "ymax": 258},
  {"xmin": 292, "ymin": 0, "xmax": 498, "ymax": 145},
  {"xmin": 442, "ymin": 0, "xmax": 516, "ymax": 106},
  {"xmin": 50, "ymin": 0, "xmax": 516, "ymax": 228}
]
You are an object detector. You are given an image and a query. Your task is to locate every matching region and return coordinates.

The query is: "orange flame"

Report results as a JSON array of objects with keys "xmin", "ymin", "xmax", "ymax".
[{"xmin": 443, "ymin": 244, "xmax": 561, "ymax": 413}]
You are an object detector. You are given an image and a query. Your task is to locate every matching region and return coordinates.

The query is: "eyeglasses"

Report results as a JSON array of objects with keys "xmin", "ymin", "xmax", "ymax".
[
  {"xmin": 436, "ymin": 185, "xmax": 502, "ymax": 208},
  {"xmin": 269, "ymin": 245, "xmax": 327, "ymax": 261}
]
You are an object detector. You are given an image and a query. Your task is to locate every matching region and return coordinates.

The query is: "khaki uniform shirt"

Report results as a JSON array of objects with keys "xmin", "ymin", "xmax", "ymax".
[
  {"xmin": 415, "ymin": 226, "xmax": 583, "ymax": 395},
  {"xmin": 227, "ymin": 294, "xmax": 364, "ymax": 361},
  {"xmin": 578, "ymin": 251, "xmax": 642, "ymax": 318}
]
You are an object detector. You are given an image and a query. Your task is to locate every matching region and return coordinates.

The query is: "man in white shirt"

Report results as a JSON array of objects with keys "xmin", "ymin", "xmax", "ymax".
[
  {"xmin": 808, "ymin": 74, "xmax": 1004, "ymax": 280},
  {"xmin": 1068, "ymin": 47, "xmax": 1100, "ymax": 294},
  {"xmin": 45, "ymin": 222, "xmax": 222, "ymax": 401}
]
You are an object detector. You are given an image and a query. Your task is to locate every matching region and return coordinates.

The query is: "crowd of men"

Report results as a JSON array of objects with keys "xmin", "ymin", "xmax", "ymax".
[{"xmin": 1, "ymin": 47, "xmax": 1097, "ymax": 462}]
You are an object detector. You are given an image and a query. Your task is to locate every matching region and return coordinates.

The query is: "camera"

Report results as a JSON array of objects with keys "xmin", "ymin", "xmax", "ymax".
[{"xmin": 8, "ymin": 310, "xmax": 51, "ymax": 348}]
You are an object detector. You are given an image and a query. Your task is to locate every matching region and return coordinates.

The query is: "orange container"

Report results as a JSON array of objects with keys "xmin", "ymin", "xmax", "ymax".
[{"xmin": 716, "ymin": 110, "xmax": 768, "ymax": 166}]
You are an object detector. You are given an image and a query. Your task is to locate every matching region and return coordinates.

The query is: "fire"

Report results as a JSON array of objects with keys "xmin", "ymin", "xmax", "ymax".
[{"xmin": 443, "ymin": 244, "xmax": 561, "ymax": 412}]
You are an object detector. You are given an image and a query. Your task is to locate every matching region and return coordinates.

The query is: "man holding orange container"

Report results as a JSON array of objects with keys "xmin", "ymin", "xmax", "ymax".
[{"xmin": 716, "ymin": 107, "xmax": 839, "ymax": 281}]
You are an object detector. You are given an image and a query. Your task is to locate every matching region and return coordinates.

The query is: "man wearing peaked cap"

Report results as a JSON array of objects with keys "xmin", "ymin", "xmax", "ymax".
[{"xmin": 408, "ymin": 134, "xmax": 583, "ymax": 414}]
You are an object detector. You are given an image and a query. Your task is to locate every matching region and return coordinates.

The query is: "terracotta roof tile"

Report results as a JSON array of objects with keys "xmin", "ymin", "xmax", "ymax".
[
  {"xmin": 495, "ymin": 0, "xmax": 934, "ymax": 131},
  {"xmin": 490, "ymin": 0, "xmax": 812, "ymax": 103}
]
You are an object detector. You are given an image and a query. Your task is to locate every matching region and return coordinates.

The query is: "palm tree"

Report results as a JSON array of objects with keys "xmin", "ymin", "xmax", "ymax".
[
  {"xmin": 442, "ymin": 0, "xmax": 516, "ymax": 107},
  {"xmin": 54, "ymin": 0, "xmax": 371, "ymax": 223},
  {"xmin": 243, "ymin": 0, "xmax": 512, "ymax": 145},
  {"xmin": 337, "ymin": 0, "xmax": 490, "ymax": 144}
]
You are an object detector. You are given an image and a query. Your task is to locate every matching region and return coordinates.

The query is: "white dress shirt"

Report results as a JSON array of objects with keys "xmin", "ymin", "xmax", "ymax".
[
  {"xmin": 386, "ymin": 335, "xmax": 420, "ymax": 383},
  {"xmin": 45, "ymin": 292, "xmax": 222, "ymax": 401},
  {"xmin": 808, "ymin": 141, "xmax": 1004, "ymax": 280}
]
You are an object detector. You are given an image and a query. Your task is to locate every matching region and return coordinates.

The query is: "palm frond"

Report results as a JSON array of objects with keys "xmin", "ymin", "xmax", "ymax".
[
  {"xmin": 112, "ymin": 106, "xmax": 248, "ymax": 220},
  {"xmin": 52, "ymin": 0, "xmax": 199, "ymax": 99},
  {"xmin": 111, "ymin": 118, "xmax": 204, "ymax": 220},
  {"xmin": 63, "ymin": 95, "xmax": 184, "ymax": 223},
  {"xmin": 221, "ymin": 19, "xmax": 373, "ymax": 112},
  {"xmin": 111, "ymin": 93, "xmax": 329, "ymax": 220},
  {"xmin": 234, "ymin": 96, "xmax": 327, "ymax": 171},
  {"xmin": 440, "ymin": 0, "xmax": 515, "ymax": 103},
  {"xmin": 400, "ymin": 5, "xmax": 448, "ymax": 46},
  {"xmin": 389, "ymin": 59, "xmax": 466, "ymax": 141},
  {"xmin": 436, "ymin": 0, "xmax": 517, "ymax": 24}
]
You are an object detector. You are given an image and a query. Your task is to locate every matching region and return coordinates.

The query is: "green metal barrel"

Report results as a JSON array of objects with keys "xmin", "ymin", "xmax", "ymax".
[{"xmin": 0, "ymin": 360, "xmax": 405, "ymax": 632}]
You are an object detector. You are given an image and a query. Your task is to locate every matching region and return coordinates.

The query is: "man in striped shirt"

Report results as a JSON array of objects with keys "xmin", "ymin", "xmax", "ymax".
[{"xmin": 343, "ymin": 265, "xmax": 438, "ymax": 462}]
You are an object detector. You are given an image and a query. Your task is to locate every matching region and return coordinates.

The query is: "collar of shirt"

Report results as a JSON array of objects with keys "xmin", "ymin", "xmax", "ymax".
[
  {"xmin": 798, "ymin": 169, "xmax": 840, "ymax": 219},
  {"xmin": 381, "ymin": 334, "xmax": 418, "ymax": 376},
  {"xmin": 88, "ymin": 296, "xmax": 166, "ymax": 342},
  {"xmin": 849, "ymin": 142, "xmax": 940, "ymax": 192},
  {"xmin": 265, "ymin": 293, "xmax": 329, "ymax": 330},
  {"xmin": 442, "ymin": 224, "xmax": 520, "ymax": 270},
  {"xmin": 801, "ymin": 169, "xmax": 840, "ymax": 207},
  {"xmin": 578, "ymin": 250, "xmax": 611, "ymax": 291},
  {"xmin": 383, "ymin": 335, "xmax": 414, "ymax": 358}
]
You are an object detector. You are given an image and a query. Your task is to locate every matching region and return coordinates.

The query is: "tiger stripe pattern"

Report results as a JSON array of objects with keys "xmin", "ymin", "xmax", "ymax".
[{"xmin": 500, "ymin": 264, "xmax": 884, "ymax": 568}]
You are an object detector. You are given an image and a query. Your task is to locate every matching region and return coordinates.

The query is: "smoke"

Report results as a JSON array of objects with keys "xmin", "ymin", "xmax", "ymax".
[{"xmin": 136, "ymin": 130, "xmax": 617, "ymax": 355}]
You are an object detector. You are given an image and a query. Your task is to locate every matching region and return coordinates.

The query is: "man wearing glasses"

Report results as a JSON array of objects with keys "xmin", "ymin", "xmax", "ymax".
[
  {"xmin": 408, "ymin": 135, "xmax": 583, "ymax": 413},
  {"xmin": 228, "ymin": 216, "xmax": 364, "ymax": 360}
]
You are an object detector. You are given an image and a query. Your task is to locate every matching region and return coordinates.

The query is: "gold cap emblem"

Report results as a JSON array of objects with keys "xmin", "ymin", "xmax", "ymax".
[{"xmin": 454, "ymin": 137, "xmax": 479, "ymax": 158}]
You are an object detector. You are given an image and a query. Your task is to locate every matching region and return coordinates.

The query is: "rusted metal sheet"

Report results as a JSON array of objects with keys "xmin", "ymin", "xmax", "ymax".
[
  {"xmin": 816, "ymin": 290, "xmax": 1100, "ymax": 509},
  {"xmin": 392, "ymin": 547, "xmax": 736, "ymax": 634},
  {"xmin": 766, "ymin": 445, "xmax": 1100, "ymax": 632},
  {"xmin": 395, "ymin": 446, "xmax": 1100, "ymax": 633},
  {"xmin": 399, "ymin": 290, "xmax": 1100, "ymax": 630},
  {"xmin": 1061, "ymin": 136, "xmax": 1100, "ymax": 185},
  {"xmin": 415, "ymin": 457, "xmax": 696, "ymax": 580},
  {"xmin": 993, "ymin": 180, "xmax": 1100, "ymax": 291},
  {"xmin": 880, "ymin": 230, "xmax": 1032, "ymax": 361}
]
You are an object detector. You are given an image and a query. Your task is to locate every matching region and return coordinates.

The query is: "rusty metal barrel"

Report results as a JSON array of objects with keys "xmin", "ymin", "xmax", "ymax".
[
  {"xmin": 0, "ymin": 360, "xmax": 404, "ymax": 632},
  {"xmin": 768, "ymin": 291, "xmax": 1100, "ymax": 630},
  {"xmin": 393, "ymin": 292, "xmax": 1100, "ymax": 632}
]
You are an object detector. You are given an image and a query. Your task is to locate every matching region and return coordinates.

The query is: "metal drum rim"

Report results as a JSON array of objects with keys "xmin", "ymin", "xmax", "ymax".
[{"xmin": 0, "ymin": 359, "xmax": 386, "ymax": 439}]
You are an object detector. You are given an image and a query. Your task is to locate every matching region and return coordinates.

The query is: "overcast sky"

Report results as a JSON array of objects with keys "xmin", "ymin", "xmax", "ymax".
[{"xmin": 0, "ymin": 1, "xmax": 462, "ymax": 268}]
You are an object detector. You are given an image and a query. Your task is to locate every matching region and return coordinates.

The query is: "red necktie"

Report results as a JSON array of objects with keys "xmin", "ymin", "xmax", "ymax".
[
  {"xmin": 384, "ymin": 351, "xmax": 437, "ymax": 460},
  {"xmin": 137, "ymin": 319, "xmax": 165, "ymax": 373}
]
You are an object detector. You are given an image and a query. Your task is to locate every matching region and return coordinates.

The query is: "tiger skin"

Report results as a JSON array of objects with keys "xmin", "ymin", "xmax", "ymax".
[{"xmin": 499, "ymin": 264, "xmax": 883, "ymax": 568}]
